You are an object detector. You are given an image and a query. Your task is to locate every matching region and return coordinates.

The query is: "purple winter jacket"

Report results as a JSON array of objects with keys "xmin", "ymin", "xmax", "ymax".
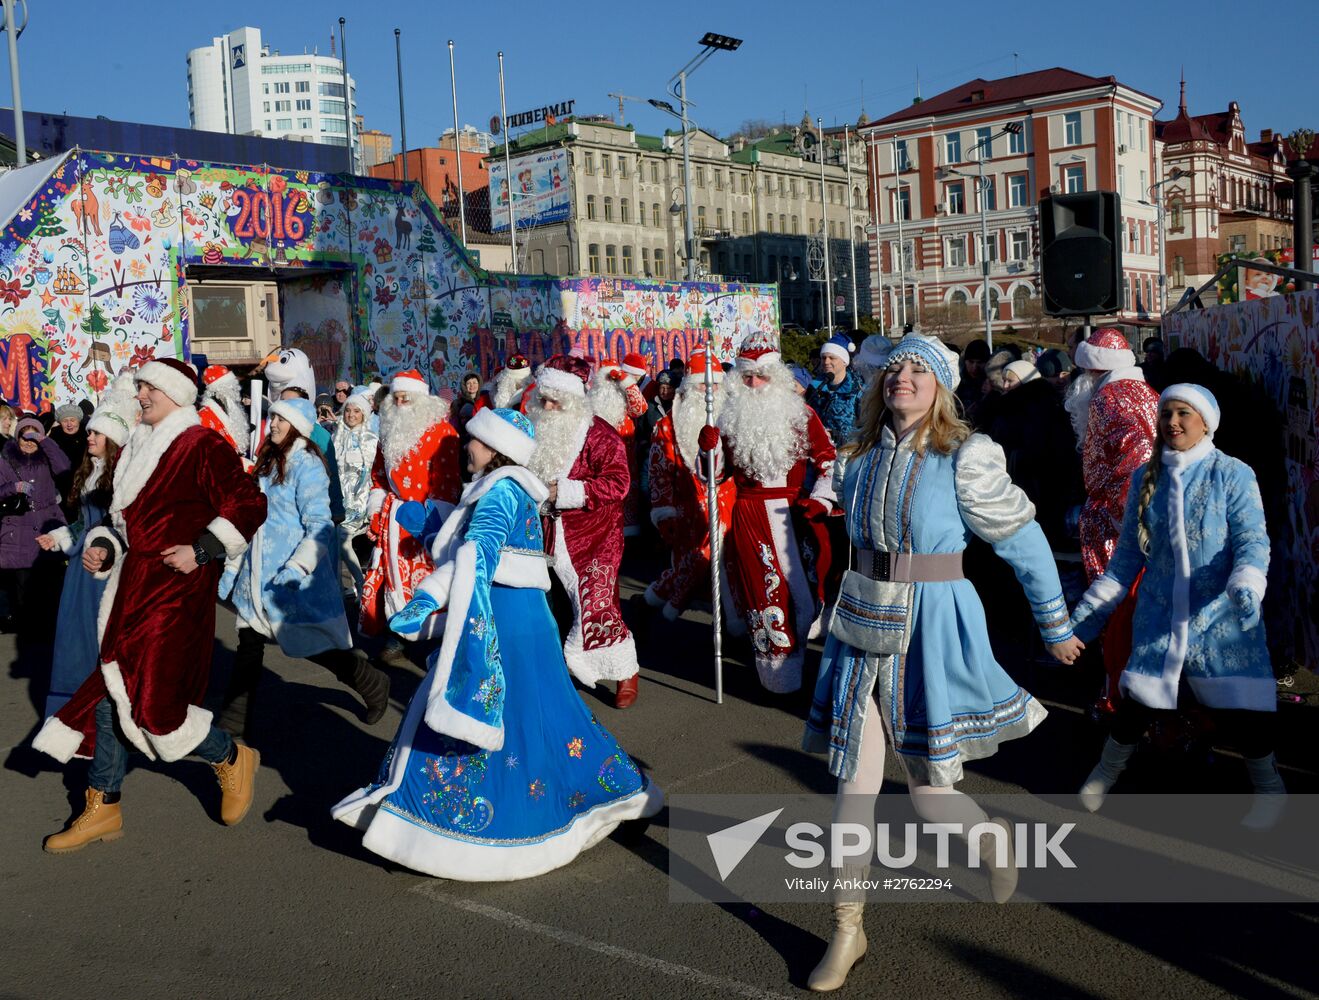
[{"xmin": 0, "ymin": 437, "xmax": 70, "ymax": 569}]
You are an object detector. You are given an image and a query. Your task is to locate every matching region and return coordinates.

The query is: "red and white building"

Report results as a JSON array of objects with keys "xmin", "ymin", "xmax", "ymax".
[{"xmin": 862, "ymin": 68, "xmax": 1163, "ymax": 333}]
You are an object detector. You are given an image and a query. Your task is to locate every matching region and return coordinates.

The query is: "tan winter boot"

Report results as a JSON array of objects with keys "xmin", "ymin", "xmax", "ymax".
[
  {"xmin": 213, "ymin": 743, "xmax": 260, "ymax": 826},
  {"xmin": 44, "ymin": 789, "xmax": 123, "ymax": 854},
  {"xmin": 807, "ymin": 866, "xmax": 869, "ymax": 992}
]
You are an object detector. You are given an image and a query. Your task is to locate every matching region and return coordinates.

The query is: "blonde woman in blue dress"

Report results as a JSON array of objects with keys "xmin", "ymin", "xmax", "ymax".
[{"xmin": 802, "ymin": 335, "xmax": 1082, "ymax": 991}]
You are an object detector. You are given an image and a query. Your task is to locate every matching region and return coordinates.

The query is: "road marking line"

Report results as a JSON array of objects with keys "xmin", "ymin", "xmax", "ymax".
[
  {"xmin": 668, "ymin": 752, "xmax": 752, "ymax": 791},
  {"xmin": 410, "ymin": 883, "xmax": 795, "ymax": 1000}
]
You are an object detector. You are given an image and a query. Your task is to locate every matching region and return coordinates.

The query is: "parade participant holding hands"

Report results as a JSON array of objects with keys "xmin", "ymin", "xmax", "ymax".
[
  {"xmin": 34, "ymin": 358, "xmax": 267, "ymax": 853},
  {"xmin": 38, "ymin": 374, "xmax": 138, "ymax": 716},
  {"xmin": 801, "ymin": 335, "xmax": 1081, "ymax": 991},
  {"xmin": 218, "ymin": 397, "xmax": 390, "ymax": 739},
  {"xmin": 334, "ymin": 408, "xmax": 661, "ymax": 879},
  {"xmin": 333, "ymin": 388, "xmax": 380, "ymax": 604},
  {"xmin": 1069, "ymin": 384, "xmax": 1284, "ymax": 830}
]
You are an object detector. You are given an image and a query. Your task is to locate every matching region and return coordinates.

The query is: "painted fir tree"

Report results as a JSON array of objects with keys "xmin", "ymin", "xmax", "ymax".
[
  {"xmin": 31, "ymin": 205, "xmax": 67, "ymax": 239},
  {"xmin": 416, "ymin": 226, "xmax": 438, "ymax": 254}
]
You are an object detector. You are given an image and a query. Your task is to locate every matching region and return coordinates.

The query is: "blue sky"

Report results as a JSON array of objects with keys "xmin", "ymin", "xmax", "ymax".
[{"xmin": 5, "ymin": 1, "xmax": 1307, "ymax": 148}]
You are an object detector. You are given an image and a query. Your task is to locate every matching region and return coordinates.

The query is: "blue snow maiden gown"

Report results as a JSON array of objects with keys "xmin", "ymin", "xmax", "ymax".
[
  {"xmin": 804, "ymin": 430, "xmax": 1074, "ymax": 786},
  {"xmin": 44, "ymin": 471, "xmax": 110, "ymax": 717},
  {"xmin": 334, "ymin": 465, "xmax": 663, "ymax": 880}
]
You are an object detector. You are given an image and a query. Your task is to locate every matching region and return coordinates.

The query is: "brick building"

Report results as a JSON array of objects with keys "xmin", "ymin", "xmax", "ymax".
[{"xmin": 862, "ymin": 68, "xmax": 1162, "ymax": 334}]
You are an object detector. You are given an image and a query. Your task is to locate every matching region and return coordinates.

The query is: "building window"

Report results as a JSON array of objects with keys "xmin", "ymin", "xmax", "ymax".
[
  {"xmin": 1008, "ymin": 124, "xmax": 1025, "ymax": 155},
  {"xmin": 895, "ymin": 188, "xmax": 911, "ymax": 221},
  {"xmin": 1127, "ymin": 113, "xmax": 1135, "ymax": 149},
  {"xmin": 1122, "ymin": 274, "xmax": 1130, "ymax": 309},
  {"xmin": 296, "ymin": 80, "xmax": 311, "ymax": 93},
  {"xmin": 979, "ymin": 177, "xmax": 996, "ymax": 211},
  {"xmin": 641, "ymin": 247, "xmax": 651, "ymax": 275},
  {"xmin": 263, "ymin": 101, "xmax": 271, "ymax": 113},
  {"xmin": 946, "ymin": 182, "xmax": 965, "ymax": 214},
  {"xmin": 1012, "ymin": 285, "xmax": 1032, "ymax": 316},
  {"xmin": 585, "ymin": 152, "xmax": 595, "ymax": 174},
  {"xmin": 697, "ymin": 206, "xmax": 707, "ymax": 230},
  {"xmin": 742, "ymin": 211, "xmax": 750, "ymax": 234},
  {"xmin": 622, "ymin": 246, "xmax": 634, "ymax": 275},
  {"xmin": 588, "ymin": 243, "xmax": 600, "ymax": 271},
  {"xmin": 949, "ymin": 289, "xmax": 971, "ymax": 316},
  {"xmin": 602, "ymin": 156, "xmax": 612, "ymax": 177},
  {"xmin": 274, "ymin": 82, "xmax": 291, "ymax": 95},
  {"xmin": 621, "ymin": 198, "xmax": 630, "ymax": 224},
  {"xmin": 791, "ymin": 215, "xmax": 799, "ymax": 234},
  {"xmin": 276, "ymin": 118, "xmax": 292, "ymax": 130},
  {"xmin": 695, "ymin": 166, "xmax": 704, "ymax": 187},
  {"xmin": 895, "ymin": 139, "xmax": 911, "ymax": 171},
  {"xmin": 716, "ymin": 207, "xmax": 724, "ymax": 229},
  {"xmin": 1008, "ymin": 174, "xmax": 1027, "ymax": 207},
  {"xmin": 1139, "ymin": 121, "xmax": 1147, "ymax": 152},
  {"xmin": 945, "ymin": 131, "xmax": 962, "ymax": 163},
  {"xmin": 715, "ymin": 170, "xmax": 723, "ymax": 191},
  {"xmin": 1172, "ymin": 255, "xmax": 1185, "ymax": 284},
  {"xmin": 296, "ymin": 99, "xmax": 311, "ymax": 111},
  {"xmin": 265, "ymin": 120, "xmax": 272, "ymax": 131},
  {"xmin": 790, "ymin": 179, "xmax": 798, "ymax": 198},
  {"xmin": 764, "ymin": 174, "xmax": 774, "ymax": 195},
  {"xmin": 319, "ymin": 100, "xmax": 346, "ymax": 115},
  {"xmin": 655, "ymin": 248, "xmax": 666, "ymax": 277},
  {"xmin": 780, "ymin": 213, "xmax": 787, "ymax": 232},
  {"xmin": 619, "ymin": 155, "xmax": 628, "ymax": 178},
  {"xmin": 1170, "ymin": 199, "xmax": 1184, "ymax": 230},
  {"xmin": 653, "ymin": 203, "xmax": 662, "ymax": 227},
  {"xmin": 1009, "ymin": 231, "xmax": 1029, "ymax": 261},
  {"xmin": 947, "ymin": 235, "xmax": 966, "ymax": 267},
  {"xmin": 605, "ymin": 244, "xmax": 618, "ymax": 274},
  {"xmin": 318, "ymin": 82, "xmax": 343, "ymax": 98},
  {"xmin": 1118, "ymin": 165, "xmax": 1126, "ymax": 197},
  {"xmin": 741, "ymin": 175, "xmax": 749, "ymax": 194},
  {"xmin": 263, "ymin": 84, "xmax": 270, "ymax": 95},
  {"xmin": 1139, "ymin": 170, "xmax": 1147, "ymax": 197},
  {"xmin": 274, "ymin": 100, "xmax": 291, "ymax": 112},
  {"xmin": 1064, "ymin": 111, "xmax": 1082, "ymax": 146},
  {"xmin": 1228, "ymin": 234, "xmax": 1247, "ymax": 254},
  {"xmin": 1064, "ymin": 165, "xmax": 1085, "ymax": 193},
  {"xmin": 979, "ymin": 233, "xmax": 998, "ymax": 262},
  {"xmin": 975, "ymin": 126, "xmax": 992, "ymax": 159},
  {"xmin": 587, "ymin": 195, "xmax": 597, "ymax": 220},
  {"xmin": 603, "ymin": 197, "xmax": 614, "ymax": 222},
  {"xmin": 651, "ymin": 161, "xmax": 659, "ymax": 183},
  {"xmin": 766, "ymin": 214, "xmax": 774, "ymax": 233},
  {"xmin": 297, "ymin": 118, "xmax": 312, "ymax": 130}
]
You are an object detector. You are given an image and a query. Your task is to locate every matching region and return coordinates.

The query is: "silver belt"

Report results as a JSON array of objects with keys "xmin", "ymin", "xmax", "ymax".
[{"xmin": 857, "ymin": 549, "xmax": 964, "ymax": 583}]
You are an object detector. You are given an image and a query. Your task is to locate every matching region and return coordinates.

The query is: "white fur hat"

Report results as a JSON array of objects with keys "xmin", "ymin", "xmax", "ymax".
[{"xmin": 87, "ymin": 374, "xmax": 141, "ymax": 446}]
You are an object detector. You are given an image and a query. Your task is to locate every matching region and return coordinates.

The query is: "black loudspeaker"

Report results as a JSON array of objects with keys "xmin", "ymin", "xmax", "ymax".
[{"xmin": 1039, "ymin": 192, "xmax": 1122, "ymax": 316}]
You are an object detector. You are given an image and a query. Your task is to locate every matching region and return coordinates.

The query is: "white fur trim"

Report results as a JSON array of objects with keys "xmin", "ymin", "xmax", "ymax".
[
  {"xmin": 820, "ymin": 341, "xmax": 851, "ymax": 363},
  {"xmin": 1119, "ymin": 669, "xmax": 1182, "ymax": 712},
  {"xmin": 1159, "ymin": 458, "xmax": 1193, "ymax": 699},
  {"xmin": 643, "ymin": 582, "xmax": 665, "ymax": 607},
  {"xmin": 1078, "ymin": 573, "xmax": 1129, "ymax": 618},
  {"xmin": 48, "ymin": 525, "xmax": 76, "ymax": 556},
  {"xmin": 737, "ymin": 351, "xmax": 781, "ymax": 371},
  {"xmin": 1074, "ymin": 340, "xmax": 1135, "ymax": 372},
  {"xmin": 111, "ymin": 406, "xmax": 201, "ymax": 519},
  {"xmin": 368, "ymin": 487, "xmax": 386, "ymax": 517},
  {"xmin": 556, "ymin": 478, "xmax": 587, "ymax": 510},
  {"xmin": 1184, "ymin": 675, "xmax": 1277, "ymax": 712},
  {"xmin": 621, "ymin": 361, "xmax": 646, "ymax": 377},
  {"xmin": 1227, "ymin": 564, "xmax": 1268, "ymax": 601},
  {"xmin": 84, "ymin": 526, "xmax": 125, "ymax": 581},
  {"xmin": 422, "ymin": 542, "xmax": 504, "ymax": 750},
  {"xmin": 33, "ymin": 716, "xmax": 85, "ymax": 762},
  {"xmin": 207, "ymin": 517, "xmax": 250, "ymax": 561},
  {"xmin": 1098, "ymin": 366, "xmax": 1147, "ymax": 388},
  {"xmin": 100, "ymin": 660, "xmax": 155, "ymax": 759},
  {"xmin": 661, "ymin": 602, "xmax": 681, "ymax": 623},
  {"xmin": 536, "ymin": 367, "xmax": 587, "ymax": 398},
  {"xmin": 467, "ymin": 407, "xmax": 536, "ymax": 466},
  {"xmin": 564, "ymin": 632, "xmax": 640, "ymax": 685},
  {"xmin": 492, "ymin": 551, "xmax": 551, "ymax": 591},
  {"xmin": 417, "ymin": 561, "xmax": 455, "ymax": 607},
  {"xmin": 137, "ymin": 360, "xmax": 198, "ymax": 406},
  {"xmin": 390, "ymin": 374, "xmax": 430, "ymax": 395},
  {"xmin": 286, "ymin": 536, "xmax": 324, "ymax": 577},
  {"xmin": 151, "ymin": 705, "xmax": 216, "ymax": 763},
  {"xmin": 270, "ymin": 399, "xmax": 315, "ymax": 440},
  {"xmin": 650, "ymin": 505, "xmax": 679, "ymax": 527},
  {"xmin": 755, "ymin": 496, "xmax": 811, "ymax": 693}
]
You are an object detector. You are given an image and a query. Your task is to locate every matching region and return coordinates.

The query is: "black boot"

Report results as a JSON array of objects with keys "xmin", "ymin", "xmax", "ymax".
[
  {"xmin": 322, "ymin": 649, "xmax": 391, "ymax": 725},
  {"xmin": 219, "ymin": 629, "xmax": 267, "ymax": 740}
]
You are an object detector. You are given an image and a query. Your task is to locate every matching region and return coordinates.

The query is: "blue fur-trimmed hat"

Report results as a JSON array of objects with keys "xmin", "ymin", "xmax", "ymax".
[
  {"xmin": 270, "ymin": 396, "xmax": 317, "ymax": 439},
  {"xmin": 820, "ymin": 332, "xmax": 856, "ymax": 364},
  {"xmin": 885, "ymin": 334, "xmax": 960, "ymax": 392},
  {"xmin": 467, "ymin": 406, "xmax": 536, "ymax": 465},
  {"xmin": 1159, "ymin": 383, "xmax": 1220, "ymax": 436}
]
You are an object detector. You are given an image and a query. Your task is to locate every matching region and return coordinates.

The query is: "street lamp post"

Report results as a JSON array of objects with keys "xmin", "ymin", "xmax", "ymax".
[
  {"xmin": 338, "ymin": 19, "xmax": 353, "ymax": 174},
  {"xmin": 1287, "ymin": 129, "xmax": 1316, "ymax": 288},
  {"xmin": 1146, "ymin": 167, "xmax": 1184, "ymax": 330},
  {"xmin": 654, "ymin": 34, "xmax": 741, "ymax": 282},
  {"xmin": 817, "ymin": 118, "xmax": 833, "ymax": 336},
  {"xmin": 2, "ymin": 0, "xmax": 27, "ymax": 167},
  {"xmin": 889, "ymin": 136, "xmax": 908, "ymax": 329},
  {"xmin": 843, "ymin": 125, "xmax": 860, "ymax": 330},
  {"xmin": 394, "ymin": 29, "xmax": 408, "ymax": 182},
  {"xmin": 447, "ymin": 40, "xmax": 467, "ymax": 246},
  {"xmin": 968, "ymin": 122, "xmax": 1022, "ymax": 352}
]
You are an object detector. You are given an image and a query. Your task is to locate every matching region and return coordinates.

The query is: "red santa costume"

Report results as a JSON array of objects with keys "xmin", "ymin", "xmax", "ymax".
[
  {"xmin": 645, "ymin": 349, "xmax": 736, "ymax": 620},
  {"xmin": 716, "ymin": 345, "xmax": 837, "ymax": 693},
  {"xmin": 589, "ymin": 356, "xmax": 649, "ymax": 538},
  {"xmin": 489, "ymin": 354, "xmax": 535, "ymax": 413},
  {"xmin": 198, "ymin": 364, "xmax": 251, "ymax": 464},
  {"xmin": 528, "ymin": 355, "xmax": 641, "ymax": 705},
  {"xmin": 34, "ymin": 358, "xmax": 267, "ymax": 764},
  {"xmin": 359, "ymin": 370, "xmax": 463, "ymax": 638},
  {"xmin": 1064, "ymin": 327, "xmax": 1159, "ymax": 709}
]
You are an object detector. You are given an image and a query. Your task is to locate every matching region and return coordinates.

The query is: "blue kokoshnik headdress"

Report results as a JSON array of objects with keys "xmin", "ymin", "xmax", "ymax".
[{"xmin": 884, "ymin": 334, "xmax": 961, "ymax": 392}]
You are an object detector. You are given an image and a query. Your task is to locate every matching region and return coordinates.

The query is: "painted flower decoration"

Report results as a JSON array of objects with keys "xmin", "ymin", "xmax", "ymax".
[
  {"xmin": 269, "ymin": 175, "xmax": 288, "ymax": 195},
  {"xmin": 128, "ymin": 344, "xmax": 156, "ymax": 369},
  {"xmin": 133, "ymin": 283, "xmax": 169, "ymax": 322},
  {"xmin": 0, "ymin": 278, "xmax": 29, "ymax": 307},
  {"xmin": 374, "ymin": 283, "xmax": 397, "ymax": 308},
  {"xmin": 86, "ymin": 369, "xmax": 109, "ymax": 393}
]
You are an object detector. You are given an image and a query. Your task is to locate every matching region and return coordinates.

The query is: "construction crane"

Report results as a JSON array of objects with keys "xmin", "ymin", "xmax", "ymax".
[{"xmin": 607, "ymin": 92, "xmax": 648, "ymax": 126}]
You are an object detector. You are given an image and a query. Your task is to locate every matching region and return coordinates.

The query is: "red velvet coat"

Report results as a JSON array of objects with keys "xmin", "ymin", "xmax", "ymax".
[
  {"xmin": 35, "ymin": 407, "xmax": 266, "ymax": 763},
  {"xmin": 545, "ymin": 415, "xmax": 638, "ymax": 685}
]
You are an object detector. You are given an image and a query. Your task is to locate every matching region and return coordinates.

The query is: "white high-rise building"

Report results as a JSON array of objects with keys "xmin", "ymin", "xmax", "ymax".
[{"xmin": 187, "ymin": 26, "xmax": 360, "ymax": 170}]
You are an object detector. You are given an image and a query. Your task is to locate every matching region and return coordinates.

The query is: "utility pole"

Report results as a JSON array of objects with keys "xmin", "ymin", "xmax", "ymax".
[{"xmin": 394, "ymin": 29, "xmax": 408, "ymax": 181}]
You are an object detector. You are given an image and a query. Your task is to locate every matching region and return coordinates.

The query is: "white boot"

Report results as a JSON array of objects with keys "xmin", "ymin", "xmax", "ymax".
[
  {"xmin": 807, "ymin": 866, "xmax": 869, "ymax": 992},
  {"xmin": 1078, "ymin": 737, "xmax": 1138, "ymax": 813},
  {"xmin": 977, "ymin": 817, "xmax": 1018, "ymax": 904},
  {"xmin": 1241, "ymin": 754, "xmax": 1287, "ymax": 831}
]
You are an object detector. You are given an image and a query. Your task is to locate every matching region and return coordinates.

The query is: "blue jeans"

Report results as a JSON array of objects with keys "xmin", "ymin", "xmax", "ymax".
[{"xmin": 88, "ymin": 698, "xmax": 234, "ymax": 794}]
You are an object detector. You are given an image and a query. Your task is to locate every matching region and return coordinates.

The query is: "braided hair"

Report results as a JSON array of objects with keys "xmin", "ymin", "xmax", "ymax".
[{"xmin": 1134, "ymin": 425, "xmax": 1165, "ymax": 557}]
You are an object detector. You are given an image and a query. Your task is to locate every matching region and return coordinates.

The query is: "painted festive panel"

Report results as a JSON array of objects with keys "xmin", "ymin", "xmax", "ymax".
[
  {"xmin": 1166, "ymin": 290, "xmax": 1319, "ymax": 671},
  {"xmin": 0, "ymin": 150, "xmax": 778, "ymax": 410},
  {"xmin": 458, "ymin": 275, "xmax": 780, "ymax": 382}
]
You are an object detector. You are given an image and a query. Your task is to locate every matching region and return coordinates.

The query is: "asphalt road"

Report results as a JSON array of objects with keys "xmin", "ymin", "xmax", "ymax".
[{"xmin": 2, "ymin": 554, "xmax": 1315, "ymax": 1000}]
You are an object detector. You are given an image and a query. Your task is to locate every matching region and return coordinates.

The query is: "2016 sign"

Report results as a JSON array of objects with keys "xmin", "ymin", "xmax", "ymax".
[{"xmin": 228, "ymin": 186, "xmax": 310, "ymax": 247}]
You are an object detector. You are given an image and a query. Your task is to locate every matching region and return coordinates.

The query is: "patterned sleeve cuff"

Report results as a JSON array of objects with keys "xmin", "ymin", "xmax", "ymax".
[{"xmin": 1031, "ymin": 593, "xmax": 1074, "ymax": 644}]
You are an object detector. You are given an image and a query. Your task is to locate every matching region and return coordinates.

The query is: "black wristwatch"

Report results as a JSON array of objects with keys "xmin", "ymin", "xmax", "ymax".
[{"xmin": 192, "ymin": 541, "xmax": 213, "ymax": 566}]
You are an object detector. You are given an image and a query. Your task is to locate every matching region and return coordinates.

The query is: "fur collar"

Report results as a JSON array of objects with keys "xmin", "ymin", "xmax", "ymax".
[
  {"xmin": 1161, "ymin": 437, "xmax": 1215, "ymax": 470},
  {"xmin": 1099, "ymin": 366, "xmax": 1147, "ymax": 389},
  {"xmin": 460, "ymin": 465, "xmax": 549, "ymax": 508},
  {"xmin": 111, "ymin": 405, "xmax": 201, "ymax": 516}
]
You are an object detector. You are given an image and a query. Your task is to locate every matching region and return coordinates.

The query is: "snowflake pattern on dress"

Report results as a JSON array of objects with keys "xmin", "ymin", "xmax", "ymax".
[{"xmin": 566, "ymin": 736, "xmax": 584, "ymax": 759}]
